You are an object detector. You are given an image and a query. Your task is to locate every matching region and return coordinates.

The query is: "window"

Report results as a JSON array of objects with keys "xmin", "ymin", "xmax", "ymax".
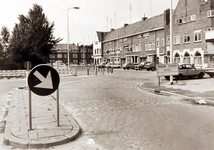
[
  {"xmin": 124, "ymin": 46, "xmax": 129, "ymax": 53},
  {"xmin": 148, "ymin": 42, "xmax": 152, "ymax": 51},
  {"xmin": 178, "ymin": 18, "xmax": 183, "ymax": 24},
  {"xmin": 123, "ymin": 38, "xmax": 127, "ymax": 42},
  {"xmin": 194, "ymin": 51, "xmax": 202, "ymax": 65},
  {"xmin": 82, "ymin": 54, "xmax": 85, "ymax": 58},
  {"xmin": 73, "ymin": 54, "xmax": 78, "ymax": 58},
  {"xmin": 73, "ymin": 60, "xmax": 78, "ymax": 64},
  {"xmin": 184, "ymin": 52, "xmax": 190, "ymax": 63},
  {"xmin": 50, "ymin": 54, "xmax": 55, "ymax": 58},
  {"xmin": 194, "ymin": 31, "xmax": 202, "ymax": 42},
  {"xmin": 57, "ymin": 54, "xmax": 62, "ymax": 58},
  {"xmin": 183, "ymin": 33, "xmax": 191, "ymax": 43},
  {"xmin": 174, "ymin": 53, "xmax": 180, "ymax": 63},
  {"xmin": 166, "ymin": 35, "xmax": 170, "ymax": 46},
  {"xmin": 207, "ymin": 10, "xmax": 214, "ymax": 17},
  {"xmin": 145, "ymin": 43, "xmax": 148, "ymax": 51},
  {"xmin": 156, "ymin": 38, "xmax": 160, "ymax": 47},
  {"xmin": 152, "ymin": 42, "xmax": 155, "ymax": 50},
  {"xmin": 187, "ymin": 16, "xmax": 191, "ymax": 22},
  {"xmin": 138, "ymin": 43, "xmax": 141, "ymax": 51},
  {"xmin": 161, "ymin": 38, "xmax": 165, "ymax": 46},
  {"xmin": 191, "ymin": 15, "xmax": 196, "ymax": 21},
  {"xmin": 182, "ymin": 17, "xmax": 187, "ymax": 23},
  {"xmin": 137, "ymin": 34, "xmax": 142, "ymax": 39},
  {"xmin": 174, "ymin": 35, "xmax": 180, "ymax": 45}
]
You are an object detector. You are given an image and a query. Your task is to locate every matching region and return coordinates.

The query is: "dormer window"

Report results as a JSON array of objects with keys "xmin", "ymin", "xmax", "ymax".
[
  {"xmin": 207, "ymin": 10, "xmax": 214, "ymax": 17},
  {"xmin": 178, "ymin": 18, "xmax": 183, "ymax": 24}
]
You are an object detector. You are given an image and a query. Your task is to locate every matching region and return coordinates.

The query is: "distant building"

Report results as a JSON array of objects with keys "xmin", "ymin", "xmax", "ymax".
[
  {"xmin": 79, "ymin": 44, "xmax": 94, "ymax": 64},
  {"xmin": 49, "ymin": 43, "xmax": 94, "ymax": 65}
]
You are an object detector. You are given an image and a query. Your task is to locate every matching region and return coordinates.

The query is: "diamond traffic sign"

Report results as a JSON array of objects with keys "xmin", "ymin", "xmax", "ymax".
[{"xmin": 28, "ymin": 64, "xmax": 60, "ymax": 96}]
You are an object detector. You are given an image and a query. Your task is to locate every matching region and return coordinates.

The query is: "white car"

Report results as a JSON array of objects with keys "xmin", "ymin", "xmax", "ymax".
[{"xmin": 106, "ymin": 62, "xmax": 121, "ymax": 68}]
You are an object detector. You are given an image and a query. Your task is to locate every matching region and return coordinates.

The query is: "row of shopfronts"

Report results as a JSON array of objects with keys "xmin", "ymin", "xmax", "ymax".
[{"xmin": 93, "ymin": 0, "xmax": 214, "ymax": 68}]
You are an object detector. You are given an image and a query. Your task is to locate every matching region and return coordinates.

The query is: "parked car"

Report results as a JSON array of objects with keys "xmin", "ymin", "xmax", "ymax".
[
  {"xmin": 144, "ymin": 62, "xmax": 156, "ymax": 71},
  {"xmin": 165, "ymin": 63, "xmax": 207, "ymax": 80},
  {"xmin": 122, "ymin": 62, "xmax": 136, "ymax": 70},
  {"xmin": 97, "ymin": 62, "xmax": 107, "ymax": 68},
  {"xmin": 135, "ymin": 62, "xmax": 146, "ymax": 70},
  {"xmin": 205, "ymin": 64, "xmax": 214, "ymax": 77},
  {"xmin": 106, "ymin": 62, "xmax": 121, "ymax": 68}
]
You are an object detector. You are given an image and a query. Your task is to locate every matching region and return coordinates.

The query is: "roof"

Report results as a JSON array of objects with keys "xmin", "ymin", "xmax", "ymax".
[
  {"xmin": 103, "ymin": 14, "xmax": 165, "ymax": 42},
  {"xmin": 53, "ymin": 43, "xmax": 78, "ymax": 50},
  {"xmin": 96, "ymin": 31, "xmax": 108, "ymax": 42}
]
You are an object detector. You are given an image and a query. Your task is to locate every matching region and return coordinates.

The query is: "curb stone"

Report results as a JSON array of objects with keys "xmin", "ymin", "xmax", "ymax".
[
  {"xmin": 3, "ymin": 88, "xmax": 81, "ymax": 149},
  {"xmin": 138, "ymin": 84, "xmax": 214, "ymax": 107}
]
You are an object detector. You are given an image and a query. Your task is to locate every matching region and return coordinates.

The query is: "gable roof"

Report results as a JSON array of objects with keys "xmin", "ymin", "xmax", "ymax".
[
  {"xmin": 103, "ymin": 13, "xmax": 165, "ymax": 43},
  {"xmin": 96, "ymin": 31, "xmax": 108, "ymax": 42}
]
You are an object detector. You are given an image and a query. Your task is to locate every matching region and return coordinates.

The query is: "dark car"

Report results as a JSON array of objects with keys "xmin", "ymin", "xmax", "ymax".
[
  {"xmin": 144, "ymin": 62, "xmax": 156, "ymax": 71},
  {"xmin": 122, "ymin": 62, "xmax": 136, "ymax": 70},
  {"xmin": 135, "ymin": 62, "xmax": 145, "ymax": 70}
]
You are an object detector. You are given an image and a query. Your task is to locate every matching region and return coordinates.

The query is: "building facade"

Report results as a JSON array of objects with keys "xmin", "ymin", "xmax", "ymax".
[
  {"xmin": 101, "ymin": 10, "xmax": 170, "ymax": 65},
  {"xmin": 49, "ymin": 43, "xmax": 94, "ymax": 65},
  {"xmin": 93, "ymin": 31, "xmax": 108, "ymax": 64},
  {"xmin": 79, "ymin": 44, "xmax": 94, "ymax": 65},
  {"xmin": 96, "ymin": 0, "xmax": 214, "ymax": 68},
  {"xmin": 173, "ymin": 0, "xmax": 214, "ymax": 67}
]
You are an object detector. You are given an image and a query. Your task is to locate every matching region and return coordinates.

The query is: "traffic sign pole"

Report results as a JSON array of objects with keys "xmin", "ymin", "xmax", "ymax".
[
  {"xmin": 27, "ymin": 64, "xmax": 60, "ymax": 129},
  {"xmin": 28, "ymin": 89, "xmax": 32, "ymax": 130},
  {"xmin": 57, "ymin": 88, "xmax": 59, "ymax": 126}
]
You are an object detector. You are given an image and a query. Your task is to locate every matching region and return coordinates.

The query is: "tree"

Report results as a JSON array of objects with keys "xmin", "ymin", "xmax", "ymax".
[
  {"xmin": 0, "ymin": 26, "xmax": 11, "ymax": 69},
  {"xmin": 0, "ymin": 26, "xmax": 10, "ymax": 52},
  {"xmin": 9, "ymin": 4, "xmax": 61, "ymax": 69}
]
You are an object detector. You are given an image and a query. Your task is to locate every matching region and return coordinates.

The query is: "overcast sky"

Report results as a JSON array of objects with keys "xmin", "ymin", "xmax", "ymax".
[{"xmin": 0, "ymin": 0, "xmax": 179, "ymax": 45}]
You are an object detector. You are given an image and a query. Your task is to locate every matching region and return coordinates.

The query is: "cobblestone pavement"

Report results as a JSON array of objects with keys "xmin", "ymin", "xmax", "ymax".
[{"xmin": 52, "ymin": 71, "xmax": 214, "ymax": 150}]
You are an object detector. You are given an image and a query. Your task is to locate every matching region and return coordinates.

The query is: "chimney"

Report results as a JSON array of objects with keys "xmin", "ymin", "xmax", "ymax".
[
  {"xmin": 164, "ymin": 9, "xmax": 170, "ymax": 26},
  {"xmin": 124, "ymin": 23, "xmax": 129, "ymax": 27},
  {"xmin": 142, "ymin": 17, "xmax": 148, "ymax": 21}
]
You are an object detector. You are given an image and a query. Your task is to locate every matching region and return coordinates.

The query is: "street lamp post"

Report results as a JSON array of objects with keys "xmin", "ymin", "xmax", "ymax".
[
  {"xmin": 67, "ymin": 7, "xmax": 79, "ymax": 70},
  {"xmin": 170, "ymin": 0, "xmax": 173, "ymax": 84}
]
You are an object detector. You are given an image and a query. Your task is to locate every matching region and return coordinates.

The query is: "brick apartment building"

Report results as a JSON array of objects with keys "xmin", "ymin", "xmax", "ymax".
[
  {"xmin": 50, "ymin": 43, "xmax": 93, "ymax": 65},
  {"xmin": 79, "ymin": 44, "xmax": 94, "ymax": 64},
  {"xmin": 94, "ymin": 0, "xmax": 214, "ymax": 68},
  {"xmin": 173, "ymin": 0, "xmax": 214, "ymax": 67},
  {"xmin": 99, "ymin": 9, "xmax": 170, "ymax": 66}
]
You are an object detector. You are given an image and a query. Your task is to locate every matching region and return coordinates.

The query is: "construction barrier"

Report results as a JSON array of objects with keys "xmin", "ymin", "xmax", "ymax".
[{"xmin": 0, "ymin": 70, "xmax": 26, "ymax": 79}]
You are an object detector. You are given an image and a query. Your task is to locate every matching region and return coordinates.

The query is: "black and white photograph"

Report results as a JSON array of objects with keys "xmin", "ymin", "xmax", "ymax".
[{"xmin": 1, "ymin": 0, "xmax": 214, "ymax": 149}]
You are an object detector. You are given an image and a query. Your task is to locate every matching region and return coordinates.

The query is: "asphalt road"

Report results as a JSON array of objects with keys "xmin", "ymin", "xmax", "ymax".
[{"xmin": 1, "ymin": 70, "xmax": 214, "ymax": 150}]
